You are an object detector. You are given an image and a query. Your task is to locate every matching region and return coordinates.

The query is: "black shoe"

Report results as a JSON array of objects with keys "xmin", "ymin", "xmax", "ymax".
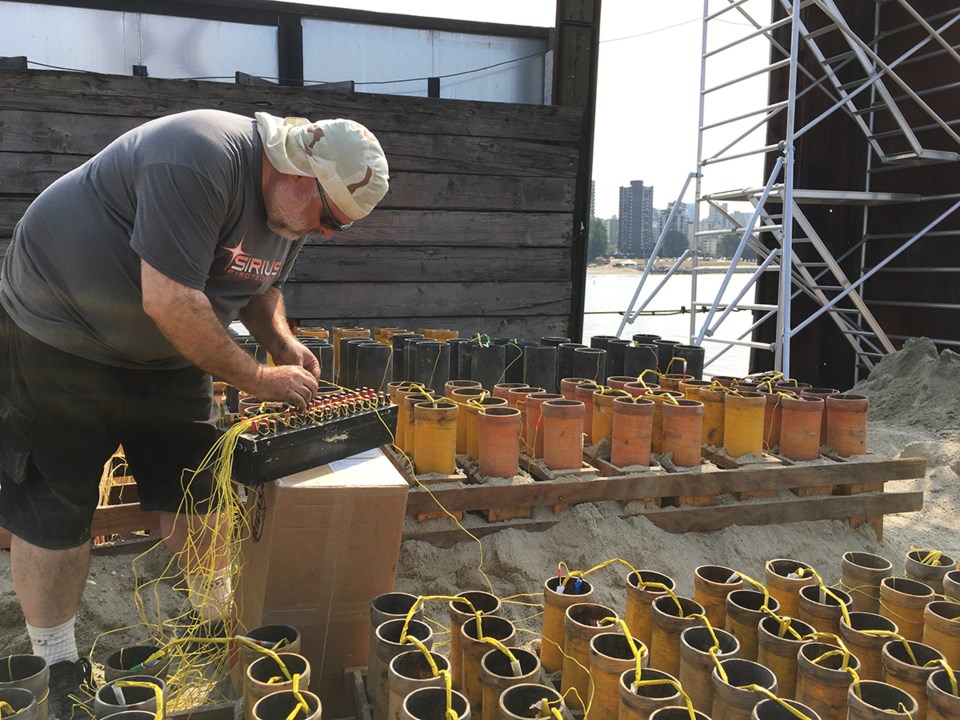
[{"xmin": 48, "ymin": 657, "xmax": 92, "ymax": 720}]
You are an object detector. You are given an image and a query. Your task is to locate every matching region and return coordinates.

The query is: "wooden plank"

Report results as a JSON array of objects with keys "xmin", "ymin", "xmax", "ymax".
[
  {"xmin": 309, "ymin": 210, "xmax": 572, "ymax": 248},
  {"xmin": 289, "ymin": 246, "xmax": 571, "ymax": 283},
  {"xmin": 0, "ymin": 151, "xmax": 85, "ymax": 194},
  {"xmin": 0, "ymin": 502, "xmax": 160, "ymax": 549},
  {"xmin": 403, "ymin": 457, "xmax": 927, "ymax": 515},
  {"xmin": 639, "ymin": 492, "xmax": 923, "ymax": 534},
  {"xmin": 293, "ymin": 315, "xmax": 571, "ymax": 340},
  {"xmin": 0, "ymin": 70, "xmax": 584, "ymax": 142},
  {"xmin": 282, "ymin": 281, "xmax": 573, "ymax": 319},
  {"xmin": 0, "ymin": 111, "xmax": 579, "ymax": 177},
  {"xmin": 402, "ymin": 492, "xmax": 924, "ymax": 546},
  {"xmin": 382, "ymin": 173, "xmax": 575, "ymax": 212}
]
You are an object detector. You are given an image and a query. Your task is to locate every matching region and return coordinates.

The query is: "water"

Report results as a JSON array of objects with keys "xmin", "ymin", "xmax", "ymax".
[{"xmin": 582, "ymin": 270, "xmax": 759, "ymax": 378}]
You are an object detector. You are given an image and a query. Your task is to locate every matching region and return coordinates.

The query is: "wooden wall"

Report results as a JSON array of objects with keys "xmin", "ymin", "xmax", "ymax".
[{"xmin": 0, "ymin": 68, "xmax": 584, "ymax": 339}]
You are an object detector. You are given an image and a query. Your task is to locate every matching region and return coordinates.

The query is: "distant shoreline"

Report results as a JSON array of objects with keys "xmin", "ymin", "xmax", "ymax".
[{"xmin": 586, "ymin": 262, "xmax": 757, "ymax": 275}]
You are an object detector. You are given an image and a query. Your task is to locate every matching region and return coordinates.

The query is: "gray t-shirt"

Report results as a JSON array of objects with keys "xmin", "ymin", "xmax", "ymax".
[{"xmin": 0, "ymin": 109, "xmax": 303, "ymax": 368}]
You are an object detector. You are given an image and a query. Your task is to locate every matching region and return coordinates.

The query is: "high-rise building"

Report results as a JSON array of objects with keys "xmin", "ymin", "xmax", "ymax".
[
  {"xmin": 589, "ymin": 180, "xmax": 596, "ymax": 220},
  {"xmin": 617, "ymin": 180, "xmax": 654, "ymax": 256},
  {"xmin": 605, "ymin": 216, "xmax": 619, "ymax": 246}
]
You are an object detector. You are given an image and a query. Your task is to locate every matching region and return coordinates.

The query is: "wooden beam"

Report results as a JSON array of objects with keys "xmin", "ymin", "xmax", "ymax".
[
  {"xmin": 404, "ymin": 457, "xmax": 926, "ymax": 515},
  {"xmin": 0, "ymin": 502, "xmax": 160, "ymax": 549},
  {"xmin": 403, "ymin": 491, "xmax": 924, "ymax": 547}
]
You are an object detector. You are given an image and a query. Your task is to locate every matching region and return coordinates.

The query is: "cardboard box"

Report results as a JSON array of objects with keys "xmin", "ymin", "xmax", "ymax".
[{"xmin": 238, "ymin": 447, "xmax": 408, "ymax": 717}]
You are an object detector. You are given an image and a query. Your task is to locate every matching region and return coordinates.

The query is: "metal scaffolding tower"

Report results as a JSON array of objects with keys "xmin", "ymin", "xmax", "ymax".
[{"xmin": 618, "ymin": 0, "xmax": 960, "ymax": 382}]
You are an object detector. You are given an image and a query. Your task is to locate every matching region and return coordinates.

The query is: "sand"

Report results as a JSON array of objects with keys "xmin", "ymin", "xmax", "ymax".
[{"xmin": 0, "ymin": 338, "xmax": 957, "ymax": 669}]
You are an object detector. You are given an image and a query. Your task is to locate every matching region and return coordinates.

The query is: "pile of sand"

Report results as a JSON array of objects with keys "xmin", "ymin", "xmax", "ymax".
[{"xmin": 0, "ymin": 339, "xmax": 957, "ymax": 665}]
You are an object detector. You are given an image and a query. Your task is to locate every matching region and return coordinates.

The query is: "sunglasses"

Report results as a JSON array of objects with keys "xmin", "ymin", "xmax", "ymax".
[{"xmin": 316, "ymin": 180, "xmax": 354, "ymax": 232}]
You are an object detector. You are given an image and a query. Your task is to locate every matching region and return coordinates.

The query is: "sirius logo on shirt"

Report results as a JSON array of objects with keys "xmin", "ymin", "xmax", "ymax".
[{"xmin": 223, "ymin": 238, "xmax": 283, "ymax": 281}]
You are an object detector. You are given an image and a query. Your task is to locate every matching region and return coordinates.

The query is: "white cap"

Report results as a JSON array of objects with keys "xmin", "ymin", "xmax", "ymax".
[{"xmin": 255, "ymin": 112, "xmax": 389, "ymax": 221}]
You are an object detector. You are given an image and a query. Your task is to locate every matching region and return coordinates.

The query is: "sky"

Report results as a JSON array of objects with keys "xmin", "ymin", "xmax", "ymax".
[{"xmin": 301, "ymin": 0, "xmax": 772, "ymax": 220}]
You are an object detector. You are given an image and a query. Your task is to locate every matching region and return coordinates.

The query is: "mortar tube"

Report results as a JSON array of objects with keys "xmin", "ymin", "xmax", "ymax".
[
  {"xmin": 493, "ymin": 338, "xmax": 524, "ymax": 384},
  {"xmin": 679, "ymin": 380, "xmax": 712, "ymax": 401},
  {"xmin": 411, "ymin": 341, "xmax": 451, "ymax": 395},
  {"xmin": 757, "ymin": 615, "xmax": 815, "ymax": 700},
  {"xmin": 825, "ymin": 393, "xmax": 868, "ymax": 457},
  {"xmin": 839, "ymin": 612, "xmax": 898, "ymax": 683},
  {"xmin": 369, "ymin": 594, "xmax": 422, "ymax": 703},
  {"xmin": 611, "ymin": 397, "xmax": 654, "ymax": 468},
  {"xmin": 661, "ymin": 399, "xmax": 704, "ymax": 468},
  {"xmin": 524, "ymin": 393, "xmax": 562, "ymax": 459},
  {"xmin": 881, "ymin": 639, "xmax": 944, "ymax": 720},
  {"xmin": 302, "ymin": 341, "xmax": 334, "ymax": 384},
  {"xmin": 797, "ymin": 584, "xmax": 852, "ymax": 638},
  {"xmin": 606, "ymin": 339, "xmax": 632, "ymax": 378},
  {"xmin": 541, "ymin": 336, "xmax": 571, "ymax": 347},
  {"xmin": 617, "ymin": 668, "xmax": 682, "ymax": 720},
  {"xmin": 764, "ymin": 559, "xmax": 816, "ymax": 620},
  {"xmin": 679, "ymin": 625, "xmax": 740, "ymax": 714},
  {"xmin": 673, "ymin": 344, "xmax": 706, "ymax": 381},
  {"xmin": 923, "ymin": 600, "xmax": 960, "ymax": 667},
  {"xmin": 751, "ymin": 698, "xmax": 821, "ymax": 720},
  {"xmin": 626, "ymin": 571, "xmax": 677, "ymax": 649},
  {"xmin": 632, "ymin": 333, "xmax": 661, "ymax": 345},
  {"xmin": 445, "ymin": 379, "xmax": 484, "ymax": 399},
  {"xmin": 759, "ymin": 390, "xmax": 796, "ymax": 452},
  {"xmin": 523, "ymin": 345, "xmax": 558, "ymax": 394},
  {"xmin": 573, "ymin": 347, "xmax": 607, "ymax": 385},
  {"xmin": 623, "ymin": 344, "xmax": 660, "ymax": 378},
  {"xmin": 606, "ymin": 376, "xmax": 638, "ymax": 391},
  {"xmin": 658, "ymin": 374, "xmax": 685, "ymax": 393},
  {"xmin": 879, "ymin": 577, "xmax": 935, "ymax": 642},
  {"xmin": 479, "ymin": 648, "xmax": 540, "ymax": 720},
  {"xmin": 624, "ymin": 382, "xmax": 661, "ymax": 398},
  {"xmin": 589, "ymin": 632, "xmax": 647, "ymax": 720},
  {"xmin": 724, "ymin": 590, "xmax": 781, "ymax": 663},
  {"xmin": 557, "ymin": 343, "xmax": 587, "ymax": 384},
  {"xmin": 847, "ymin": 680, "xmax": 918, "ymax": 720},
  {"xmin": 0, "ymin": 656, "xmax": 48, "ymax": 720},
  {"xmin": 840, "ymin": 552, "xmax": 893, "ymax": 615},
  {"xmin": 648, "ymin": 595, "xmax": 704, "ymax": 678},
  {"xmin": 465, "ymin": 398, "xmax": 509, "ymax": 461},
  {"xmin": 419, "ymin": 328, "xmax": 459, "ymax": 342},
  {"xmin": 561, "ymin": 603, "xmax": 618, "ymax": 712},
  {"xmin": 340, "ymin": 337, "xmax": 371, "ymax": 387},
  {"xmin": 497, "ymin": 684, "xmax": 564, "ymax": 720},
  {"xmin": 373, "ymin": 619, "xmax": 433, "ymax": 720},
  {"xmin": 592, "ymin": 389, "xmax": 630, "ymax": 446},
  {"xmin": 243, "ymin": 654, "xmax": 309, "ymax": 720},
  {"xmin": 710, "ymin": 376, "xmax": 739, "ymax": 388},
  {"xmin": 449, "ymin": 592, "xmax": 502, "ymax": 692},
  {"xmin": 446, "ymin": 339, "xmax": 469, "ymax": 380},
  {"xmin": 395, "ymin": 386, "xmax": 429, "ymax": 456},
  {"xmin": 795, "ymin": 642, "xmax": 860, "ymax": 720},
  {"xmin": 94, "ymin": 675, "xmax": 165, "ymax": 720},
  {"xmin": 401, "ymin": 688, "xmax": 469, "ymax": 720},
  {"xmin": 461, "ymin": 616, "xmax": 516, "ymax": 716},
  {"xmin": 710, "ymin": 658, "xmax": 778, "ymax": 720},
  {"xmin": 478, "ymin": 407, "xmax": 521, "ymax": 479},
  {"xmin": 0, "ymin": 688, "xmax": 39, "ymax": 720},
  {"xmin": 905, "ymin": 550, "xmax": 956, "ymax": 596},
  {"xmin": 492, "ymin": 383, "xmax": 526, "ymax": 404},
  {"xmin": 388, "ymin": 651, "xmax": 450, "ymax": 720},
  {"xmin": 559, "ymin": 377, "xmax": 590, "ymax": 401},
  {"xmin": 457, "ymin": 340, "xmax": 478, "ymax": 382},
  {"xmin": 648, "ymin": 708, "xmax": 711, "ymax": 720},
  {"xmin": 648, "ymin": 391, "xmax": 684, "ymax": 457},
  {"xmin": 471, "ymin": 344, "xmax": 507, "ymax": 392},
  {"xmin": 506, "ymin": 387, "xmax": 542, "ymax": 449},
  {"xmin": 943, "ymin": 570, "xmax": 959, "ymax": 602},
  {"xmin": 541, "ymin": 399, "xmax": 585, "ymax": 470},
  {"xmin": 450, "ymin": 387, "xmax": 486, "ymax": 455},
  {"xmin": 778, "ymin": 396, "xmax": 823, "ymax": 461},
  {"xmin": 927, "ymin": 669, "xmax": 960, "ymax": 720},
  {"xmin": 540, "ymin": 576, "xmax": 594, "ymax": 674},
  {"xmin": 723, "ymin": 392, "xmax": 765, "ymax": 459},
  {"xmin": 414, "ymin": 401, "xmax": 458, "ymax": 476},
  {"xmin": 654, "ymin": 340, "xmax": 681, "ymax": 374},
  {"xmin": 699, "ymin": 387, "xmax": 726, "ymax": 447},
  {"xmin": 356, "ymin": 342, "xmax": 394, "ymax": 392},
  {"xmin": 693, "ymin": 565, "xmax": 744, "ymax": 629},
  {"xmin": 798, "ymin": 388, "xmax": 837, "ymax": 447},
  {"xmin": 105, "ymin": 644, "xmax": 170, "ymax": 683},
  {"xmin": 252, "ymin": 690, "xmax": 322, "ymax": 720}
]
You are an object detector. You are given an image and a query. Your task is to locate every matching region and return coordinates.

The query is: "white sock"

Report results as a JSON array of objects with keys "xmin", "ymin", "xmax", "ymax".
[
  {"xmin": 186, "ymin": 568, "xmax": 233, "ymax": 625},
  {"xmin": 26, "ymin": 617, "xmax": 79, "ymax": 666}
]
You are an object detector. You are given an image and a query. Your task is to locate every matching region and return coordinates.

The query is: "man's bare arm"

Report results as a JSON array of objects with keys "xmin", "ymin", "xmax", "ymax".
[{"xmin": 239, "ymin": 287, "xmax": 320, "ymax": 378}]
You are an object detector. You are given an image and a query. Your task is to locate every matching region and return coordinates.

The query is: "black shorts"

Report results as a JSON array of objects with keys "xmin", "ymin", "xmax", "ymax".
[{"xmin": 0, "ymin": 306, "xmax": 220, "ymax": 549}]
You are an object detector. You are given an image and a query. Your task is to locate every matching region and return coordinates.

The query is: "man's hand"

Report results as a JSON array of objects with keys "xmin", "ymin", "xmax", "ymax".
[
  {"xmin": 252, "ymin": 364, "xmax": 319, "ymax": 409},
  {"xmin": 270, "ymin": 340, "xmax": 321, "ymax": 380}
]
